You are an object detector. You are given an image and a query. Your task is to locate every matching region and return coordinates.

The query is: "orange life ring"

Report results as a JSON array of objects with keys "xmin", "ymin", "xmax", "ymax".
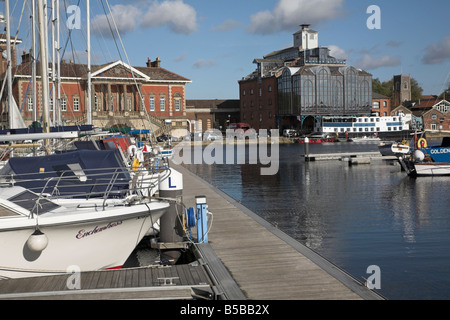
[{"xmin": 417, "ymin": 138, "xmax": 427, "ymax": 149}]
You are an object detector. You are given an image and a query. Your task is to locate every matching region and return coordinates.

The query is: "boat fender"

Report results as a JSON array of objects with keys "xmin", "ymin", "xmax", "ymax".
[
  {"xmin": 417, "ymin": 138, "xmax": 427, "ymax": 149},
  {"xmin": 186, "ymin": 207, "xmax": 196, "ymax": 228},
  {"xmin": 128, "ymin": 145, "xmax": 137, "ymax": 157},
  {"xmin": 414, "ymin": 150, "xmax": 425, "ymax": 162},
  {"xmin": 132, "ymin": 158, "xmax": 140, "ymax": 171},
  {"xmin": 27, "ymin": 229, "xmax": 48, "ymax": 252}
]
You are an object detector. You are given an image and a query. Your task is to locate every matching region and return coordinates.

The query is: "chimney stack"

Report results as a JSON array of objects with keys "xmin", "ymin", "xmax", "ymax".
[
  {"xmin": 146, "ymin": 57, "xmax": 161, "ymax": 68},
  {"xmin": 21, "ymin": 50, "xmax": 32, "ymax": 64}
]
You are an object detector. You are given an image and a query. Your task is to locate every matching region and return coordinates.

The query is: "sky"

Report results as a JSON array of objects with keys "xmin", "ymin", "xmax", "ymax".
[{"xmin": 6, "ymin": 0, "xmax": 450, "ymax": 100}]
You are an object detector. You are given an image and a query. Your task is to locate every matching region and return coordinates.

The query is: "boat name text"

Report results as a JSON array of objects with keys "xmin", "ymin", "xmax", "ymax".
[
  {"xmin": 430, "ymin": 148, "xmax": 450, "ymax": 155},
  {"xmin": 76, "ymin": 221, "xmax": 123, "ymax": 239}
]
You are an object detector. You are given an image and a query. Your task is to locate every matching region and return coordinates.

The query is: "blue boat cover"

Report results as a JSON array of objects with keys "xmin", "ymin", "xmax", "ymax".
[{"xmin": 0, "ymin": 150, "xmax": 130, "ymax": 197}]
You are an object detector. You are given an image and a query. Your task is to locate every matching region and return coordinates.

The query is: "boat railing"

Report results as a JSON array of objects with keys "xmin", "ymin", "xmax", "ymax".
[{"xmin": 0, "ymin": 164, "xmax": 171, "ymax": 205}]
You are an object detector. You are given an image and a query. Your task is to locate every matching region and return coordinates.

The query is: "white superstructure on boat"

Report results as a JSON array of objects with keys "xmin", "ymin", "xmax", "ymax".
[{"xmin": 320, "ymin": 115, "xmax": 411, "ymax": 138}]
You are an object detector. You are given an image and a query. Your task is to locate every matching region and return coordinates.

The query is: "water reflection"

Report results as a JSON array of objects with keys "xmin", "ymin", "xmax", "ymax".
[{"xmin": 183, "ymin": 143, "xmax": 450, "ymax": 299}]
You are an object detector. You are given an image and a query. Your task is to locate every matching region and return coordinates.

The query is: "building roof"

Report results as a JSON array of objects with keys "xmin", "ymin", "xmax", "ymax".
[
  {"xmin": 11, "ymin": 59, "xmax": 191, "ymax": 83},
  {"xmin": 372, "ymin": 92, "xmax": 390, "ymax": 99},
  {"xmin": 410, "ymin": 99, "xmax": 443, "ymax": 110}
]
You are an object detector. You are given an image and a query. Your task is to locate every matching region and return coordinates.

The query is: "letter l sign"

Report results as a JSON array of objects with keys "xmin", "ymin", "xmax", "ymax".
[{"xmin": 168, "ymin": 177, "xmax": 176, "ymax": 188}]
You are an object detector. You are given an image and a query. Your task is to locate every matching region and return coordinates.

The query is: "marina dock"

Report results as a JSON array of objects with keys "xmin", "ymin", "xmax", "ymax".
[
  {"xmin": 304, "ymin": 151, "xmax": 397, "ymax": 162},
  {"xmin": 0, "ymin": 163, "xmax": 385, "ymax": 300},
  {"xmin": 174, "ymin": 163, "xmax": 384, "ymax": 300}
]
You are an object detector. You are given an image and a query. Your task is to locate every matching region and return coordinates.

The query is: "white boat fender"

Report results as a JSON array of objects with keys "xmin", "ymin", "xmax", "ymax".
[
  {"xmin": 125, "ymin": 194, "xmax": 139, "ymax": 204},
  {"xmin": 27, "ymin": 228, "xmax": 48, "ymax": 252},
  {"xmin": 128, "ymin": 144, "xmax": 137, "ymax": 157},
  {"xmin": 414, "ymin": 150, "xmax": 425, "ymax": 162}
]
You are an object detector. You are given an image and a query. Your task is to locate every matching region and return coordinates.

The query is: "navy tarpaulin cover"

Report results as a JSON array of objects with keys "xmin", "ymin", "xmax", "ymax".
[{"xmin": 0, "ymin": 150, "xmax": 130, "ymax": 197}]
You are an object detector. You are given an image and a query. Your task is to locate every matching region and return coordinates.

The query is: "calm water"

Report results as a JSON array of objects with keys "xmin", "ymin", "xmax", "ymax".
[{"xmin": 183, "ymin": 142, "xmax": 450, "ymax": 300}]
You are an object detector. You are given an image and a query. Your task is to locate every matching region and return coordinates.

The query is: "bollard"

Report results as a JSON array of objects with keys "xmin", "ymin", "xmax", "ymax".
[
  {"xmin": 158, "ymin": 168, "xmax": 184, "ymax": 264},
  {"xmin": 196, "ymin": 196, "xmax": 208, "ymax": 243},
  {"xmin": 304, "ymin": 136, "xmax": 310, "ymax": 161}
]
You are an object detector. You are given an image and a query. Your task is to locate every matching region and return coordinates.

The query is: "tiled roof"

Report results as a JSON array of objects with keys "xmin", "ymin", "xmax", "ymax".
[
  {"xmin": 372, "ymin": 92, "xmax": 390, "ymax": 99},
  {"xmin": 12, "ymin": 60, "xmax": 190, "ymax": 82},
  {"xmin": 410, "ymin": 99, "xmax": 443, "ymax": 110}
]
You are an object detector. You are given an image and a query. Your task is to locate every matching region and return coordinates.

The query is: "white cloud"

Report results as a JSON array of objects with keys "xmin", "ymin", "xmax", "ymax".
[
  {"xmin": 141, "ymin": 0, "xmax": 198, "ymax": 35},
  {"xmin": 328, "ymin": 45, "xmax": 348, "ymax": 60},
  {"xmin": 355, "ymin": 54, "xmax": 400, "ymax": 70},
  {"xmin": 91, "ymin": 4, "xmax": 142, "ymax": 37},
  {"xmin": 247, "ymin": 0, "xmax": 345, "ymax": 34},
  {"xmin": 422, "ymin": 36, "xmax": 450, "ymax": 65},
  {"xmin": 91, "ymin": 1, "xmax": 198, "ymax": 37},
  {"xmin": 173, "ymin": 52, "xmax": 188, "ymax": 62},
  {"xmin": 193, "ymin": 58, "xmax": 217, "ymax": 69}
]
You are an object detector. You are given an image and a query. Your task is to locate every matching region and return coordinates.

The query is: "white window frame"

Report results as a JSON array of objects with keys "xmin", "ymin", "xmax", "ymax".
[
  {"xmin": 160, "ymin": 96, "xmax": 165, "ymax": 112},
  {"xmin": 73, "ymin": 97, "xmax": 80, "ymax": 111},
  {"xmin": 61, "ymin": 97, "xmax": 67, "ymax": 112}
]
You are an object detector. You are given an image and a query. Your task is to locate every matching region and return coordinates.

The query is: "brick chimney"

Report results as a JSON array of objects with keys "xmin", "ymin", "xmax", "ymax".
[
  {"xmin": 21, "ymin": 50, "xmax": 32, "ymax": 64},
  {"xmin": 146, "ymin": 57, "xmax": 161, "ymax": 68},
  {"xmin": 153, "ymin": 56, "xmax": 161, "ymax": 68}
]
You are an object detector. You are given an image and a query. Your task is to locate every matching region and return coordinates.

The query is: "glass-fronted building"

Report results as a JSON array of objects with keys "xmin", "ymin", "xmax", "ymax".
[
  {"xmin": 278, "ymin": 64, "xmax": 372, "ymax": 116},
  {"xmin": 239, "ymin": 24, "xmax": 373, "ymax": 132}
]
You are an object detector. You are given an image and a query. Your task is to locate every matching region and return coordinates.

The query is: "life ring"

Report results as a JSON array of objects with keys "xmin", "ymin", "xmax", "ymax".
[{"xmin": 417, "ymin": 138, "xmax": 427, "ymax": 149}]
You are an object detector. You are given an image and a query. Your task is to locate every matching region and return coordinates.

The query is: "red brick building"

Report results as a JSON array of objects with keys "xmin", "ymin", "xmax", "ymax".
[
  {"xmin": 239, "ymin": 68, "xmax": 279, "ymax": 131},
  {"xmin": 411, "ymin": 99, "xmax": 450, "ymax": 132},
  {"xmin": 2, "ymin": 45, "xmax": 191, "ymax": 135},
  {"xmin": 372, "ymin": 92, "xmax": 391, "ymax": 116}
]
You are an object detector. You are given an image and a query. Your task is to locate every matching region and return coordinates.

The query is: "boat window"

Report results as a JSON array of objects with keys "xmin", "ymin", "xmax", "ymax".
[
  {"xmin": 8, "ymin": 190, "xmax": 60, "ymax": 215},
  {"xmin": 0, "ymin": 205, "xmax": 21, "ymax": 217}
]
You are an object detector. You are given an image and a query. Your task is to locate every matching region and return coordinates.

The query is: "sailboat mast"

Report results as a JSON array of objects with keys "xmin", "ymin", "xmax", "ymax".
[
  {"xmin": 51, "ymin": 0, "xmax": 56, "ymax": 126},
  {"xmin": 56, "ymin": 0, "xmax": 61, "ymax": 125},
  {"xmin": 86, "ymin": 0, "xmax": 92, "ymax": 125},
  {"xmin": 37, "ymin": 0, "xmax": 49, "ymax": 133},
  {"xmin": 32, "ymin": 0, "xmax": 37, "ymax": 123},
  {"xmin": 5, "ymin": 0, "xmax": 13, "ymax": 128}
]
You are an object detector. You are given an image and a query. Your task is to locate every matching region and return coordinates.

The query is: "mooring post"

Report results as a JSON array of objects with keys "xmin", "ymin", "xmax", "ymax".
[
  {"xmin": 304, "ymin": 136, "xmax": 310, "ymax": 161},
  {"xmin": 159, "ymin": 168, "xmax": 184, "ymax": 264}
]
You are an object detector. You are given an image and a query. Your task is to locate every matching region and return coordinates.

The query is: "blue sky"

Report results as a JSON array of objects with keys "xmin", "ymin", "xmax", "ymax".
[{"xmin": 8, "ymin": 0, "xmax": 450, "ymax": 99}]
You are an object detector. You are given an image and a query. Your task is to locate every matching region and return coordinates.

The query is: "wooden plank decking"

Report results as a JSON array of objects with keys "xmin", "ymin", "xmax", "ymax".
[
  {"xmin": 0, "ymin": 264, "xmax": 213, "ymax": 300},
  {"xmin": 175, "ymin": 163, "xmax": 384, "ymax": 300}
]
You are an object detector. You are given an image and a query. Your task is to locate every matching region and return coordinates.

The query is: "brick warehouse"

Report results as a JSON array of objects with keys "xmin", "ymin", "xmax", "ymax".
[
  {"xmin": 239, "ymin": 24, "xmax": 373, "ymax": 133},
  {"xmin": 1, "ymin": 37, "xmax": 191, "ymax": 136}
]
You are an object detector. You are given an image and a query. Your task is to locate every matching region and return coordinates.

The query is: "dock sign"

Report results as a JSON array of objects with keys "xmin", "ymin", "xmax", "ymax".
[{"xmin": 159, "ymin": 169, "xmax": 183, "ymax": 191}]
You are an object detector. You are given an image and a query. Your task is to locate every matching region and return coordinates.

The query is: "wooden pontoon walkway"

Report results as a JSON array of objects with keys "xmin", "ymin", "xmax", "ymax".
[
  {"xmin": 175, "ymin": 163, "xmax": 384, "ymax": 300},
  {"xmin": 0, "ymin": 263, "xmax": 213, "ymax": 300}
]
